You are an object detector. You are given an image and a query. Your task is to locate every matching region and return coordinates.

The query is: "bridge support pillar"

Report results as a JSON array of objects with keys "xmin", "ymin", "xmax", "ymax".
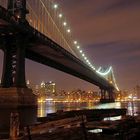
[
  {"xmin": 100, "ymin": 88, "xmax": 115, "ymax": 103},
  {"xmin": 0, "ymin": 88, "xmax": 37, "ymax": 133},
  {"xmin": 1, "ymin": 37, "xmax": 26, "ymax": 88},
  {"xmin": 1, "ymin": 45, "xmax": 13, "ymax": 87},
  {"xmin": 0, "ymin": 36, "xmax": 37, "ymax": 134}
]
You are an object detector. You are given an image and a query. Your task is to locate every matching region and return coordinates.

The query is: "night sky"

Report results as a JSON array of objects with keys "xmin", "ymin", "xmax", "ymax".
[{"xmin": 0, "ymin": 0, "xmax": 140, "ymax": 91}]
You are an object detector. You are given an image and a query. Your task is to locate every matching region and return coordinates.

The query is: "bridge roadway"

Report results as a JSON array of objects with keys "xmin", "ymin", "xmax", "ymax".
[{"xmin": 0, "ymin": 6, "xmax": 113, "ymax": 90}]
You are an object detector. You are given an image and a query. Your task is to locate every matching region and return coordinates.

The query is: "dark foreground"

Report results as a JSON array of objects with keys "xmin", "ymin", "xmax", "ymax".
[
  {"xmin": 24, "ymin": 115, "xmax": 140, "ymax": 140},
  {"xmin": 1, "ymin": 108, "xmax": 140, "ymax": 140}
]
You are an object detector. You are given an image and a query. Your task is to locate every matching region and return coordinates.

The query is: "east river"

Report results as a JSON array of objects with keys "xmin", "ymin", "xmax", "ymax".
[{"xmin": 37, "ymin": 101, "xmax": 140, "ymax": 117}]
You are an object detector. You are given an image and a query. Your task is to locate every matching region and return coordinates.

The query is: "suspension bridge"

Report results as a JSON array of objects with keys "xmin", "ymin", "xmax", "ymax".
[{"xmin": 0, "ymin": 0, "xmax": 119, "ymax": 104}]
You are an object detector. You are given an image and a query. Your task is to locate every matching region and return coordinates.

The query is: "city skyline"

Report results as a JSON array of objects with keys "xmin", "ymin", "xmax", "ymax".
[{"xmin": 0, "ymin": 0, "xmax": 140, "ymax": 91}]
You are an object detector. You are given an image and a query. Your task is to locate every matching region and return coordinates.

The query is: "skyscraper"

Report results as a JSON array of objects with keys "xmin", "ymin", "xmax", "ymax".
[
  {"xmin": 45, "ymin": 81, "xmax": 56, "ymax": 94},
  {"xmin": 40, "ymin": 81, "xmax": 56, "ymax": 97}
]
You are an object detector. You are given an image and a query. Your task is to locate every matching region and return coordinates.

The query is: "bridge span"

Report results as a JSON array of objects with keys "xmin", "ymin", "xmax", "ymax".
[
  {"xmin": 0, "ymin": 0, "xmax": 116, "ymax": 110},
  {"xmin": 0, "ymin": 4, "xmax": 114, "ymax": 91}
]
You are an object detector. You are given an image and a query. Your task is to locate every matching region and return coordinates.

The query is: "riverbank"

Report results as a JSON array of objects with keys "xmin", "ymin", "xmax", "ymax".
[
  {"xmin": 38, "ymin": 108, "xmax": 127, "ymax": 122},
  {"xmin": 1, "ymin": 108, "xmax": 140, "ymax": 140},
  {"xmin": 25, "ymin": 109, "xmax": 140, "ymax": 140}
]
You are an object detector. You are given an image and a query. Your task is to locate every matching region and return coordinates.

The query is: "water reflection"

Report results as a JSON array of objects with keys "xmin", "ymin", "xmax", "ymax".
[
  {"xmin": 88, "ymin": 129, "xmax": 102, "ymax": 134},
  {"xmin": 125, "ymin": 101, "xmax": 139, "ymax": 116},
  {"xmin": 37, "ymin": 101, "xmax": 140, "ymax": 117},
  {"xmin": 104, "ymin": 116, "xmax": 122, "ymax": 121},
  {"xmin": 38, "ymin": 102, "xmax": 56, "ymax": 117},
  {"xmin": 94, "ymin": 102, "xmax": 121, "ymax": 109}
]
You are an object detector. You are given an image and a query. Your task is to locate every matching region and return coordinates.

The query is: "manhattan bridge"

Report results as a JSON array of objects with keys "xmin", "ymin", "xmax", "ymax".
[{"xmin": 0, "ymin": 0, "xmax": 119, "ymax": 103}]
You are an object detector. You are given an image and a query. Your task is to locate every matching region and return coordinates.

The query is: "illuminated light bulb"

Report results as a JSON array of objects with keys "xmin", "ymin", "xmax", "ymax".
[
  {"xmin": 59, "ymin": 13, "xmax": 62, "ymax": 18},
  {"xmin": 92, "ymin": 66, "xmax": 95, "ymax": 69},
  {"xmin": 17, "ymin": 15, "xmax": 20, "ymax": 19},
  {"xmin": 77, "ymin": 46, "xmax": 80, "ymax": 49},
  {"xmin": 53, "ymin": 4, "xmax": 58, "ymax": 9},
  {"xmin": 79, "ymin": 50, "xmax": 83, "ymax": 53},
  {"xmin": 74, "ymin": 41, "xmax": 77, "ymax": 44},
  {"xmin": 82, "ymin": 53, "xmax": 85, "ymax": 57},
  {"xmin": 27, "ymin": 80, "xmax": 30, "ymax": 85},
  {"xmin": 63, "ymin": 22, "xmax": 67, "ymax": 26},
  {"xmin": 84, "ymin": 57, "xmax": 87, "ymax": 60},
  {"xmin": 67, "ymin": 29, "xmax": 71, "ymax": 33}
]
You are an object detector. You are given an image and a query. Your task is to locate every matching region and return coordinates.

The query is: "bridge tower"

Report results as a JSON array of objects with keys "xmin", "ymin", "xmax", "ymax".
[
  {"xmin": 100, "ymin": 87, "xmax": 115, "ymax": 103},
  {"xmin": 0, "ymin": 0, "xmax": 37, "ymax": 132},
  {"xmin": 1, "ymin": 0, "xmax": 28, "ymax": 88},
  {"xmin": 7, "ymin": 0, "xmax": 28, "ymax": 22}
]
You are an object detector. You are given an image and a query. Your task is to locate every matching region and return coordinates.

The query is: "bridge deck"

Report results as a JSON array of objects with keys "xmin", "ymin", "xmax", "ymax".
[{"xmin": 0, "ymin": 5, "xmax": 113, "ymax": 89}]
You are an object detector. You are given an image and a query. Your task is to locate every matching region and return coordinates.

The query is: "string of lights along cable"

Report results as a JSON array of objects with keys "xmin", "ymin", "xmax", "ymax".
[{"xmin": 0, "ymin": 0, "xmax": 119, "ymax": 91}]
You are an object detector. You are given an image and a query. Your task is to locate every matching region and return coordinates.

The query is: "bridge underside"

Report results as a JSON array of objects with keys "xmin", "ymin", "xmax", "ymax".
[
  {"xmin": 26, "ymin": 42, "xmax": 112, "ymax": 89},
  {"xmin": 0, "ymin": 5, "xmax": 114, "ymax": 91},
  {"xmin": 29, "ymin": 42, "xmax": 102, "ymax": 88},
  {"xmin": 0, "ymin": 31, "xmax": 113, "ymax": 90}
]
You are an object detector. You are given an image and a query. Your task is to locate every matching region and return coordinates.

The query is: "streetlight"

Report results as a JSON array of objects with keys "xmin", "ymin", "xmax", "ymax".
[
  {"xmin": 58, "ymin": 13, "xmax": 63, "ymax": 18},
  {"xmin": 63, "ymin": 22, "xmax": 67, "ymax": 26},
  {"xmin": 76, "ymin": 46, "xmax": 80, "ymax": 49},
  {"xmin": 74, "ymin": 41, "xmax": 77, "ymax": 44},
  {"xmin": 67, "ymin": 29, "xmax": 71, "ymax": 33},
  {"xmin": 53, "ymin": 4, "xmax": 58, "ymax": 9}
]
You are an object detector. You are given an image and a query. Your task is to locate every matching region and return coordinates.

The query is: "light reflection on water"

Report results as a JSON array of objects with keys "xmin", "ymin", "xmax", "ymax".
[
  {"xmin": 37, "ymin": 101, "xmax": 140, "ymax": 117},
  {"xmin": 93, "ymin": 102, "xmax": 121, "ymax": 109},
  {"xmin": 126, "ymin": 101, "xmax": 139, "ymax": 116}
]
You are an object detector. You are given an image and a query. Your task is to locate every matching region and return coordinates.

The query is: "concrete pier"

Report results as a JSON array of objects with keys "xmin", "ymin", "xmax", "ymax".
[{"xmin": 0, "ymin": 87, "xmax": 37, "ymax": 132}]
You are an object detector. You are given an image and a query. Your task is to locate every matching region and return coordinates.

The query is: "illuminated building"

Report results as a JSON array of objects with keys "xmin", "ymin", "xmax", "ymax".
[
  {"xmin": 40, "ymin": 81, "xmax": 56, "ymax": 96},
  {"xmin": 45, "ymin": 81, "xmax": 56, "ymax": 94}
]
